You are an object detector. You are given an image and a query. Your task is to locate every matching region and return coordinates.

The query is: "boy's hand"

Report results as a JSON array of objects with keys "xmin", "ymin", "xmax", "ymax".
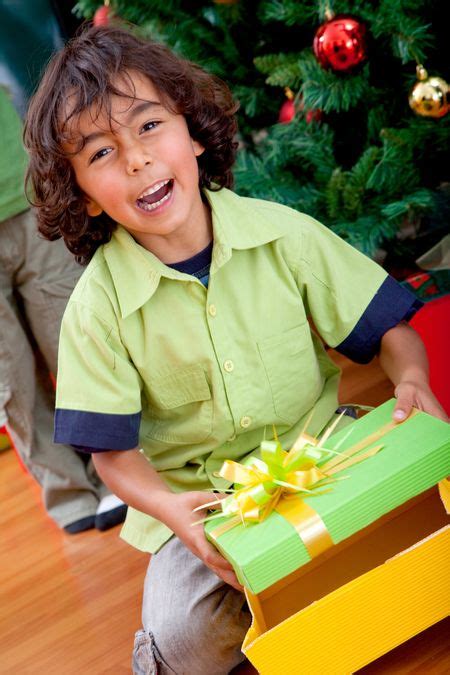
[
  {"xmin": 379, "ymin": 323, "xmax": 448, "ymax": 424},
  {"xmin": 393, "ymin": 380, "xmax": 449, "ymax": 423},
  {"xmin": 161, "ymin": 490, "xmax": 244, "ymax": 592}
]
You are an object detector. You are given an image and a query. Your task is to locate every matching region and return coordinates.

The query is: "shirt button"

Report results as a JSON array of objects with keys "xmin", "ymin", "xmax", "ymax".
[
  {"xmin": 208, "ymin": 304, "xmax": 217, "ymax": 317},
  {"xmin": 223, "ymin": 360, "xmax": 234, "ymax": 373},
  {"xmin": 227, "ymin": 433, "xmax": 237, "ymax": 442},
  {"xmin": 240, "ymin": 416, "xmax": 252, "ymax": 428}
]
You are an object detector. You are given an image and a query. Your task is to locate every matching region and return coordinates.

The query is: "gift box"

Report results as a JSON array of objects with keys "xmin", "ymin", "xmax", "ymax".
[
  {"xmin": 205, "ymin": 399, "xmax": 450, "ymax": 672},
  {"xmin": 205, "ymin": 399, "xmax": 449, "ymax": 593},
  {"xmin": 242, "ymin": 489, "xmax": 450, "ymax": 673}
]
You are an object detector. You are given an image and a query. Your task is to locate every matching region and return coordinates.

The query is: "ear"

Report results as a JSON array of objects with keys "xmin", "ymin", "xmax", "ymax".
[
  {"xmin": 85, "ymin": 196, "xmax": 103, "ymax": 217},
  {"xmin": 192, "ymin": 139, "xmax": 205, "ymax": 157}
]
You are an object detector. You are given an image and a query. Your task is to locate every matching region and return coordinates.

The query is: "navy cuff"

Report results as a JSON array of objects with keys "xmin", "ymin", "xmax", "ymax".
[
  {"xmin": 336, "ymin": 275, "xmax": 423, "ymax": 364},
  {"xmin": 54, "ymin": 409, "xmax": 141, "ymax": 450},
  {"xmin": 72, "ymin": 444, "xmax": 137, "ymax": 454}
]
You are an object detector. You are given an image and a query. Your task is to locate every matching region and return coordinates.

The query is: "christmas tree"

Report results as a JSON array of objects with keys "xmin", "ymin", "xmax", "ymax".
[{"xmin": 75, "ymin": 0, "xmax": 450, "ymax": 269}]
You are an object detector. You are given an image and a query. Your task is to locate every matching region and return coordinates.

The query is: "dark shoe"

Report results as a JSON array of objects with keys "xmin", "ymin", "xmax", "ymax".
[
  {"xmin": 95, "ymin": 494, "xmax": 127, "ymax": 531},
  {"xmin": 95, "ymin": 504, "xmax": 127, "ymax": 531},
  {"xmin": 64, "ymin": 515, "xmax": 96, "ymax": 534}
]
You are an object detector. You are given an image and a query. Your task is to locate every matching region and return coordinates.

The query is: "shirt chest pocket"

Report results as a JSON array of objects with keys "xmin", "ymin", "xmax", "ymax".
[
  {"xmin": 145, "ymin": 365, "xmax": 213, "ymax": 444},
  {"xmin": 258, "ymin": 323, "xmax": 322, "ymax": 426}
]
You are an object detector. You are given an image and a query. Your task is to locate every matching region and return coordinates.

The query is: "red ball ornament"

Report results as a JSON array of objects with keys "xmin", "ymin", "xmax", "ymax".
[
  {"xmin": 279, "ymin": 99, "xmax": 295, "ymax": 123},
  {"xmin": 278, "ymin": 88, "xmax": 296, "ymax": 123},
  {"xmin": 313, "ymin": 15, "xmax": 367, "ymax": 72},
  {"xmin": 93, "ymin": 2, "xmax": 111, "ymax": 26},
  {"xmin": 305, "ymin": 108, "xmax": 323, "ymax": 124}
]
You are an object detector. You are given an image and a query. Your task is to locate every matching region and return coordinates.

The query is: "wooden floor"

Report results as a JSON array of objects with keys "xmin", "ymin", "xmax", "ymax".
[{"xmin": 1, "ymin": 351, "xmax": 449, "ymax": 674}]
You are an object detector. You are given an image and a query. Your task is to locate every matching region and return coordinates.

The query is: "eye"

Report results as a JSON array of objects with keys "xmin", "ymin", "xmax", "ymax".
[
  {"xmin": 89, "ymin": 147, "xmax": 112, "ymax": 164},
  {"xmin": 140, "ymin": 120, "xmax": 160, "ymax": 133}
]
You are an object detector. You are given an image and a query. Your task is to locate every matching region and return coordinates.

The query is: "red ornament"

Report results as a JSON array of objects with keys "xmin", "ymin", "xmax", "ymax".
[
  {"xmin": 278, "ymin": 88, "xmax": 323, "ymax": 124},
  {"xmin": 279, "ymin": 99, "xmax": 295, "ymax": 124},
  {"xmin": 93, "ymin": 2, "xmax": 111, "ymax": 26},
  {"xmin": 278, "ymin": 88, "xmax": 296, "ymax": 123},
  {"xmin": 313, "ymin": 15, "xmax": 367, "ymax": 72},
  {"xmin": 305, "ymin": 108, "xmax": 323, "ymax": 124}
]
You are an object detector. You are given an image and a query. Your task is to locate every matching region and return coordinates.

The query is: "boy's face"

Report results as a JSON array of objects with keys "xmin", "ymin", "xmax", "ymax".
[{"xmin": 65, "ymin": 72, "xmax": 209, "ymax": 260}]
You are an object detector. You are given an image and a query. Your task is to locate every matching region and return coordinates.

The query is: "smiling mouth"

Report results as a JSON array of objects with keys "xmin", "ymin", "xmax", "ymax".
[{"xmin": 136, "ymin": 179, "xmax": 174, "ymax": 212}]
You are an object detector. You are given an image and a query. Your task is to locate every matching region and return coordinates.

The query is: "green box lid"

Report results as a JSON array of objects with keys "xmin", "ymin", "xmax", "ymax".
[{"xmin": 205, "ymin": 399, "xmax": 450, "ymax": 594}]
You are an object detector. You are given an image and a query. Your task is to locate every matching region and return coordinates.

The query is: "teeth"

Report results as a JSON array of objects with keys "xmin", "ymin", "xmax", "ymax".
[
  {"xmin": 139, "ymin": 190, "xmax": 172, "ymax": 211},
  {"xmin": 138, "ymin": 179, "xmax": 171, "ymax": 200}
]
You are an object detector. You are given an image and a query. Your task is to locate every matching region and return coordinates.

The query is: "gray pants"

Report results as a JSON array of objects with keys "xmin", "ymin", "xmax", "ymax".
[
  {"xmin": 133, "ymin": 537, "xmax": 251, "ymax": 675},
  {"xmin": 0, "ymin": 209, "xmax": 107, "ymax": 527}
]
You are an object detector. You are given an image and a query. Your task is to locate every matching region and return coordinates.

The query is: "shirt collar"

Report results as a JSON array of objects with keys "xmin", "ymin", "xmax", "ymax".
[
  {"xmin": 103, "ymin": 187, "xmax": 288, "ymax": 319},
  {"xmin": 204, "ymin": 188, "xmax": 289, "ymax": 271}
]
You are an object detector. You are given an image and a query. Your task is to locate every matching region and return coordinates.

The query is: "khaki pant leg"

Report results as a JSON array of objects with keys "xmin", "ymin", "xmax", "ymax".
[
  {"xmin": 9, "ymin": 208, "xmax": 82, "ymax": 375},
  {"xmin": 134, "ymin": 538, "xmax": 250, "ymax": 675},
  {"xmin": 0, "ymin": 211, "xmax": 101, "ymax": 527}
]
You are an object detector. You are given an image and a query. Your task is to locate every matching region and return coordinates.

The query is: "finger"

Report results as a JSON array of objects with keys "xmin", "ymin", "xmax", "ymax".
[
  {"xmin": 213, "ymin": 492, "xmax": 229, "ymax": 501},
  {"xmin": 191, "ymin": 495, "xmax": 223, "ymax": 513},
  {"xmin": 197, "ymin": 539, "xmax": 235, "ymax": 571},
  {"xmin": 393, "ymin": 385, "xmax": 414, "ymax": 422},
  {"xmin": 190, "ymin": 537, "xmax": 243, "ymax": 589},
  {"xmin": 418, "ymin": 391, "xmax": 449, "ymax": 423},
  {"xmin": 211, "ymin": 566, "xmax": 244, "ymax": 592}
]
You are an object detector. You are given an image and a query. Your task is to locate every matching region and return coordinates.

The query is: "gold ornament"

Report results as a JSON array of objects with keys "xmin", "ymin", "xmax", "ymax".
[{"xmin": 409, "ymin": 65, "xmax": 449, "ymax": 118}]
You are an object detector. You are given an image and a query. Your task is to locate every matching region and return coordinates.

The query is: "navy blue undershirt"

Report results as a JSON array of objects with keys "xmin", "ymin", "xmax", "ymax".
[{"xmin": 167, "ymin": 241, "xmax": 213, "ymax": 286}]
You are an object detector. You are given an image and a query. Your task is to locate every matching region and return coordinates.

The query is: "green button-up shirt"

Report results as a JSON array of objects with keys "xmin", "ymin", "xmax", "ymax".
[{"xmin": 55, "ymin": 188, "xmax": 389, "ymax": 552}]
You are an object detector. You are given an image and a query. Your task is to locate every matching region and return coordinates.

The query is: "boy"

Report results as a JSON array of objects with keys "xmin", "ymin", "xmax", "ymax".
[{"xmin": 25, "ymin": 25, "xmax": 447, "ymax": 675}]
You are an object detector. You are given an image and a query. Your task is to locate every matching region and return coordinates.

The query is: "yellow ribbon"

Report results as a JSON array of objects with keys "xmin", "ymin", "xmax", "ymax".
[
  {"xmin": 206, "ymin": 439, "xmax": 338, "ymax": 556},
  {"xmin": 438, "ymin": 477, "xmax": 450, "ymax": 513},
  {"xmin": 207, "ymin": 408, "xmax": 447, "ymax": 561}
]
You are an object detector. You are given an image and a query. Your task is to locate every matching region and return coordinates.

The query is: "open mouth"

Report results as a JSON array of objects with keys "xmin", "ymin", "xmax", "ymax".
[{"xmin": 136, "ymin": 179, "xmax": 174, "ymax": 212}]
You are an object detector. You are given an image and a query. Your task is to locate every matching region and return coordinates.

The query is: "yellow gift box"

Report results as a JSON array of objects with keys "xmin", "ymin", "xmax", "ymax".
[
  {"xmin": 242, "ymin": 486, "xmax": 450, "ymax": 673},
  {"xmin": 203, "ymin": 401, "xmax": 450, "ymax": 671}
]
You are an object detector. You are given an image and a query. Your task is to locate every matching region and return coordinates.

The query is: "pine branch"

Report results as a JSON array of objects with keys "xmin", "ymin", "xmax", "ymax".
[
  {"xmin": 265, "ymin": 64, "xmax": 304, "ymax": 89},
  {"xmin": 253, "ymin": 53, "xmax": 299, "ymax": 76},
  {"xmin": 259, "ymin": 0, "xmax": 318, "ymax": 26},
  {"xmin": 367, "ymin": 128, "xmax": 420, "ymax": 196},
  {"xmin": 263, "ymin": 117, "xmax": 337, "ymax": 183},
  {"xmin": 326, "ymin": 168, "xmax": 346, "ymax": 220},
  {"xmin": 233, "ymin": 149, "xmax": 321, "ymax": 212},
  {"xmin": 381, "ymin": 188, "xmax": 436, "ymax": 221},
  {"xmin": 343, "ymin": 147, "xmax": 381, "ymax": 217},
  {"xmin": 367, "ymin": 105, "xmax": 390, "ymax": 144},
  {"xmin": 331, "ymin": 214, "xmax": 398, "ymax": 256},
  {"xmin": 405, "ymin": 115, "xmax": 450, "ymax": 157},
  {"xmin": 233, "ymin": 84, "xmax": 274, "ymax": 119},
  {"xmin": 298, "ymin": 54, "xmax": 374, "ymax": 113},
  {"xmin": 329, "ymin": 1, "xmax": 375, "ymax": 16},
  {"xmin": 324, "ymin": 147, "xmax": 380, "ymax": 220},
  {"xmin": 372, "ymin": 1, "xmax": 433, "ymax": 63}
]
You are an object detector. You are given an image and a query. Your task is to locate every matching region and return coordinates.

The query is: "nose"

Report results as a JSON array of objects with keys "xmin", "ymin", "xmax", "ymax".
[{"xmin": 125, "ymin": 142, "xmax": 152, "ymax": 175}]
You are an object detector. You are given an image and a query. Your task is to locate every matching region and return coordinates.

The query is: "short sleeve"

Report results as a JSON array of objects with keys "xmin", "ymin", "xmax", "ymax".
[
  {"xmin": 292, "ymin": 216, "xmax": 422, "ymax": 363},
  {"xmin": 54, "ymin": 300, "xmax": 142, "ymax": 450}
]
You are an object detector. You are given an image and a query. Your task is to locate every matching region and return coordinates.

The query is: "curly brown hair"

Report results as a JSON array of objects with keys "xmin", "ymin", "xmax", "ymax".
[{"xmin": 24, "ymin": 25, "xmax": 239, "ymax": 264}]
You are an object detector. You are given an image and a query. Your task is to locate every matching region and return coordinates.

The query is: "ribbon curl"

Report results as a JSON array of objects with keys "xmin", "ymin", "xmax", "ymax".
[{"xmin": 216, "ymin": 437, "xmax": 333, "ymax": 525}]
